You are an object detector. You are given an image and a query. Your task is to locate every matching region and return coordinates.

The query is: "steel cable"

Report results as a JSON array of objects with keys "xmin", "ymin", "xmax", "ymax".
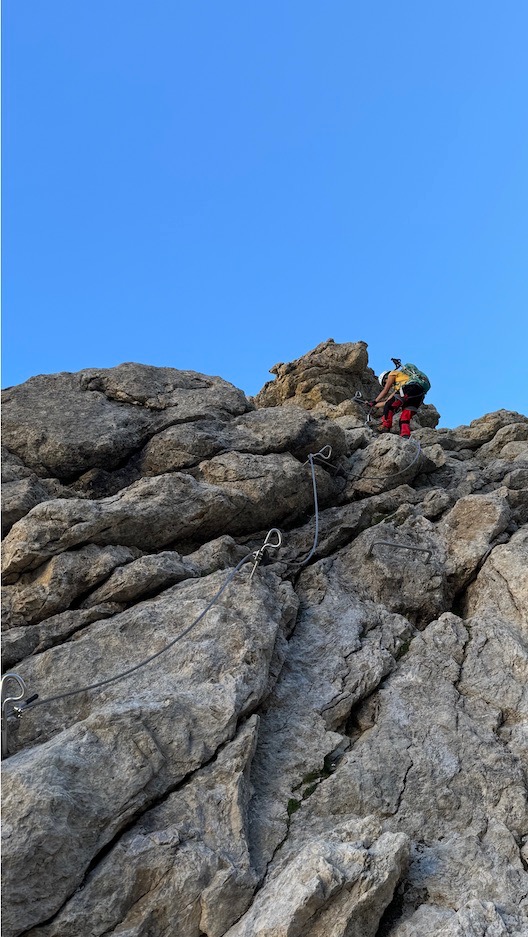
[{"xmin": 22, "ymin": 553, "xmax": 255, "ymax": 712}]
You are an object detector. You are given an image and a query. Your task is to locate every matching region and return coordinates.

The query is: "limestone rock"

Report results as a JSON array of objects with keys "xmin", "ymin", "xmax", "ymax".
[
  {"xmin": 253, "ymin": 339, "xmax": 440, "ymax": 432},
  {"xmin": 225, "ymin": 818, "xmax": 409, "ymax": 937},
  {"xmin": 140, "ymin": 406, "xmax": 347, "ymax": 475},
  {"xmin": 416, "ymin": 410, "xmax": 528, "ymax": 455},
  {"xmin": 457, "ymin": 409, "xmax": 528, "ymax": 447},
  {"xmin": 66, "ymin": 406, "xmax": 348, "ymax": 501},
  {"xmin": 1, "ymin": 566, "xmax": 298, "ymax": 936},
  {"xmin": 253, "ymin": 339, "xmax": 376, "ymax": 414},
  {"xmin": 413, "ymin": 402, "xmax": 441, "ymax": 427},
  {"xmin": 1, "ymin": 604, "xmax": 122, "ymax": 671},
  {"xmin": 2, "ymin": 476, "xmax": 55, "ymax": 535},
  {"xmin": 464, "ymin": 527, "xmax": 528, "ymax": 625},
  {"xmin": 2, "ymin": 456, "xmax": 339, "ymax": 580},
  {"xmin": 248, "ymin": 560, "xmax": 414, "ymax": 878},
  {"xmin": 391, "ymin": 899, "xmax": 509, "ymax": 936},
  {"xmin": 295, "ymin": 613, "xmax": 528, "ymax": 932},
  {"xmin": 2, "ymin": 446, "xmax": 35, "ymax": 483},
  {"xmin": 1, "ymin": 448, "xmax": 78, "ymax": 534},
  {"xmin": 25, "ymin": 719, "xmax": 260, "ymax": 937},
  {"xmin": 1, "ymin": 348, "xmax": 527, "ymax": 937},
  {"xmin": 2, "ymin": 544, "xmax": 137, "ymax": 627},
  {"xmin": 439, "ymin": 490, "xmax": 511, "ymax": 593},
  {"xmin": 1, "ymin": 364, "xmax": 249, "ymax": 478},
  {"xmin": 347, "ymin": 435, "xmax": 429, "ymax": 497},
  {"xmin": 277, "ymin": 484, "xmax": 423, "ymax": 567},
  {"xmin": 329, "ymin": 518, "xmax": 449, "ymax": 626},
  {"xmin": 80, "ymin": 550, "xmax": 198, "ymax": 607},
  {"xmin": 195, "ymin": 451, "xmax": 342, "ymax": 533},
  {"xmin": 185, "ymin": 534, "xmax": 251, "ymax": 576},
  {"xmin": 477, "ymin": 422, "xmax": 528, "ymax": 461}
]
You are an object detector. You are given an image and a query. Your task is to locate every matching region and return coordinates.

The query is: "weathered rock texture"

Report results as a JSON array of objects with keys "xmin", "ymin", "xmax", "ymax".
[{"xmin": 2, "ymin": 340, "xmax": 527, "ymax": 937}]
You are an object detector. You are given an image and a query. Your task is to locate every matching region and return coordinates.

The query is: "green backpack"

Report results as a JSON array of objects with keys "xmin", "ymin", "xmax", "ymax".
[{"xmin": 401, "ymin": 363, "xmax": 431, "ymax": 394}]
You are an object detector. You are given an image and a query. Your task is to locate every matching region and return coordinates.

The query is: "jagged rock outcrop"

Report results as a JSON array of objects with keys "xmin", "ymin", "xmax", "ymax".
[
  {"xmin": 2, "ymin": 341, "xmax": 527, "ymax": 937},
  {"xmin": 253, "ymin": 339, "xmax": 441, "ymax": 431}
]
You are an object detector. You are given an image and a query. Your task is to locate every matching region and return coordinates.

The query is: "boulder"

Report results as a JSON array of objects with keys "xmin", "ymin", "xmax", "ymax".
[
  {"xmin": 347, "ymin": 435, "xmax": 429, "ymax": 497},
  {"xmin": 439, "ymin": 490, "xmax": 511, "ymax": 593},
  {"xmin": 1, "ymin": 364, "xmax": 249, "ymax": 478},
  {"xmin": 253, "ymin": 339, "xmax": 377, "ymax": 414}
]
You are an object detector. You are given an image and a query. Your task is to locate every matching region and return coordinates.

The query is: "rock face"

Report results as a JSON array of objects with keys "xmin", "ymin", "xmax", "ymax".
[{"xmin": 1, "ymin": 342, "xmax": 527, "ymax": 937}]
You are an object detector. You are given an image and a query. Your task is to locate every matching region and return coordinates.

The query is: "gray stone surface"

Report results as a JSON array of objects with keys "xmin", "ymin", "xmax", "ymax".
[
  {"xmin": 225, "ymin": 818, "xmax": 409, "ymax": 937},
  {"xmin": 2, "ymin": 544, "xmax": 137, "ymax": 627},
  {"xmin": 25, "ymin": 718, "xmax": 260, "ymax": 937},
  {"xmin": 1, "ymin": 364, "xmax": 249, "ymax": 478},
  {"xmin": 1, "ymin": 346, "xmax": 527, "ymax": 937},
  {"xmin": 2, "ymin": 567, "xmax": 298, "ymax": 936},
  {"xmin": 2, "ymin": 455, "xmax": 340, "ymax": 581},
  {"xmin": 1, "ymin": 603, "xmax": 122, "ymax": 671},
  {"xmin": 464, "ymin": 527, "xmax": 528, "ymax": 625}
]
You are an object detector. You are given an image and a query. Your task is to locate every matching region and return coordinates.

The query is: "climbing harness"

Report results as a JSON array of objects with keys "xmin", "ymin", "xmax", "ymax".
[
  {"xmin": 1, "ymin": 528, "xmax": 285, "ymax": 756},
  {"xmin": 367, "ymin": 541, "xmax": 432, "ymax": 562}
]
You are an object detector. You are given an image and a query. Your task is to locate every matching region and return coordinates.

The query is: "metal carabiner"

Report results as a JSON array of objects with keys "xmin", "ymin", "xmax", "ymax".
[
  {"xmin": 351, "ymin": 392, "xmax": 376, "ymax": 426},
  {"xmin": 249, "ymin": 528, "xmax": 283, "ymax": 581}
]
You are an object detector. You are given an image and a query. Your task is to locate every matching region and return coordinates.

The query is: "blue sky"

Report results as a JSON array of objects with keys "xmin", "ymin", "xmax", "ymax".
[{"xmin": 3, "ymin": 1, "xmax": 528, "ymax": 427}]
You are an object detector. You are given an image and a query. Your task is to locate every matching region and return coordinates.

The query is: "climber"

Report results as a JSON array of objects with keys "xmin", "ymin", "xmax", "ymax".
[{"xmin": 368, "ymin": 361, "xmax": 430, "ymax": 438}]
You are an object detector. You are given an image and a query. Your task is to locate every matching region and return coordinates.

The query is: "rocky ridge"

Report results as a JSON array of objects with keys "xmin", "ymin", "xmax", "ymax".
[{"xmin": 1, "ymin": 339, "xmax": 527, "ymax": 937}]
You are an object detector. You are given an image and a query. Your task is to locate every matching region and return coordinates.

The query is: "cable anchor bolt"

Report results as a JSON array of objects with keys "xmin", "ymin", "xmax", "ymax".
[
  {"xmin": 1, "ymin": 673, "xmax": 30, "ymax": 760},
  {"xmin": 367, "ymin": 541, "xmax": 432, "ymax": 562},
  {"xmin": 312, "ymin": 445, "xmax": 333, "ymax": 462},
  {"xmin": 13, "ymin": 694, "xmax": 39, "ymax": 718}
]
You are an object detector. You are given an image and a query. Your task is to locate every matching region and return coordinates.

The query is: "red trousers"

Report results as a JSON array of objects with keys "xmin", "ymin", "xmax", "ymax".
[{"xmin": 381, "ymin": 397, "xmax": 414, "ymax": 437}]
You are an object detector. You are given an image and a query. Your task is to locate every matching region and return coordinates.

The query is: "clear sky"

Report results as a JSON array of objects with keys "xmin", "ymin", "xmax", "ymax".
[{"xmin": 3, "ymin": 1, "xmax": 528, "ymax": 427}]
